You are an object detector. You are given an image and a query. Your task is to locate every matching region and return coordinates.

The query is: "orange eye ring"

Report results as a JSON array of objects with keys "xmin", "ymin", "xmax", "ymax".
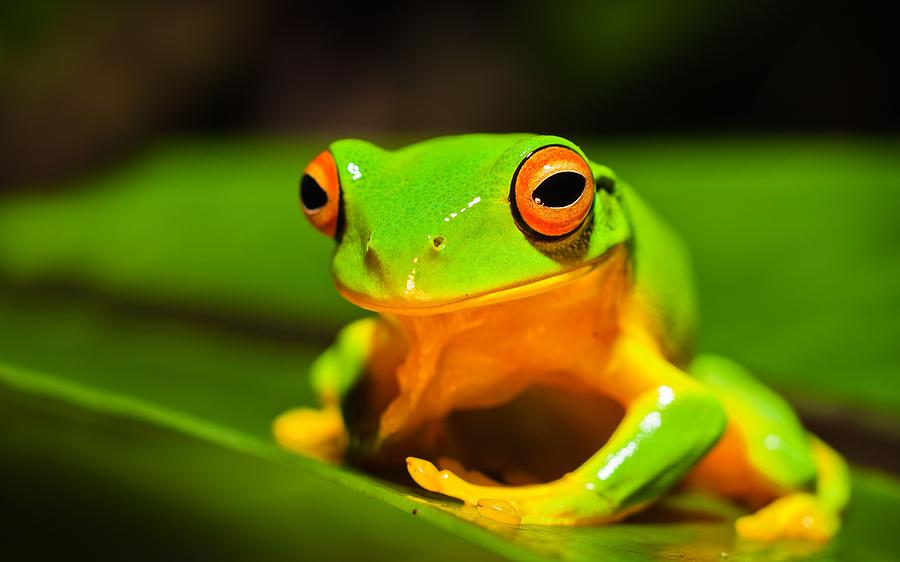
[
  {"xmin": 300, "ymin": 150, "xmax": 341, "ymax": 238},
  {"xmin": 510, "ymin": 145, "xmax": 594, "ymax": 238}
]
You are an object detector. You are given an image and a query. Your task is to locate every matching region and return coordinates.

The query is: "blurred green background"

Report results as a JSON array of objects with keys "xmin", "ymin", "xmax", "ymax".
[{"xmin": 1, "ymin": 1, "xmax": 898, "ymax": 561}]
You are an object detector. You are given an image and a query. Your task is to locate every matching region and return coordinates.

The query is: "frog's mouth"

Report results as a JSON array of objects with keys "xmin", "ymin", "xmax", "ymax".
[
  {"xmin": 336, "ymin": 262, "xmax": 599, "ymax": 316},
  {"xmin": 350, "ymin": 384, "xmax": 624, "ymax": 486}
]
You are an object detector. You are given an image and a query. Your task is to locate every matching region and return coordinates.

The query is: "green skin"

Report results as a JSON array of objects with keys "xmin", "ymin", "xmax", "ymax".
[{"xmin": 289, "ymin": 134, "xmax": 849, "ymax": 532}]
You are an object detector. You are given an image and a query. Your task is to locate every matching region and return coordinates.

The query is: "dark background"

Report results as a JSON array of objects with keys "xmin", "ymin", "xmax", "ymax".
[{"xmin": 1, "ymin": 0, "xmax": 897, "ymax": 188}]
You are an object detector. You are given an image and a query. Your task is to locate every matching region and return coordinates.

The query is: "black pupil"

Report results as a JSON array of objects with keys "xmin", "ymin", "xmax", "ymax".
[
  {"xmin": 532, "ymin": 171, "xmax": 586, "ymax": 208},
  {"xmin": 300, "ymin": 175, "xmax": 328, "ymax": 210}
]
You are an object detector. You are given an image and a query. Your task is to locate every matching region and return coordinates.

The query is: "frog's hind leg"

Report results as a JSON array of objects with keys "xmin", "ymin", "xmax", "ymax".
[{"xmin": 685, "ymin": 354, "xmax": 850, "ymax": 542}]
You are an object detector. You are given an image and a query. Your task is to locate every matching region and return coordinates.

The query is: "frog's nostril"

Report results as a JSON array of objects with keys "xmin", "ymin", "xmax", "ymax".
[
  {"xmin": 431, "ymin": 235, "xmax": 446, "ymax": 252},
  {"xmin": 364, "ymin": 236, "xmax": 383, "ymax": 271}
]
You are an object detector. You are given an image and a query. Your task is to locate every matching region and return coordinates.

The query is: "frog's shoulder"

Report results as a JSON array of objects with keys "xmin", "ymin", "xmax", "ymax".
[{"xmin": 617, "ymin": 181, "xmax": 697, "ymax": 365}]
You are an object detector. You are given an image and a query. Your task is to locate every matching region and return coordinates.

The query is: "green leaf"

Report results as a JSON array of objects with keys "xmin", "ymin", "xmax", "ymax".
[
  {"xmin": 1, "ymin": 137, "xmax": 899, "ymax": 561},
  {"xmin": 1, "ymin": 388, "xmax": 510, "ymax": 562},
  {"xmin": 3, "ymin": 304, "xmax": 899, "ymax": 561}
]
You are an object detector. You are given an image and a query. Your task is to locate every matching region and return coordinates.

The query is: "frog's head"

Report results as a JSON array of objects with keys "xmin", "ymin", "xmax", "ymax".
[{"xmin": 298, "ymin": 134, "xmax": 629, "ymax": 314}]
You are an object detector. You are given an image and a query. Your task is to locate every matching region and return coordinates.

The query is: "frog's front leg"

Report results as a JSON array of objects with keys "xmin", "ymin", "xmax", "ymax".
[
  {"xmin": 274, "ymin": 317, "xmax": 385, "ymax": 462},
  {"xmin": 407, "ymin": 338, "xmax": 726, "ymax": 525}
]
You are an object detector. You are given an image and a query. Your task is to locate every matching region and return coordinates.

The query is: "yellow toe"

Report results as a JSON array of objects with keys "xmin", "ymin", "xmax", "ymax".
[
  {"xmin": 736, "ymin": 493, "xmax": 839, "ymax": 543},
  {"xmin": 273, "ymin": 406, "xmax": 347, "ymax": 462}
]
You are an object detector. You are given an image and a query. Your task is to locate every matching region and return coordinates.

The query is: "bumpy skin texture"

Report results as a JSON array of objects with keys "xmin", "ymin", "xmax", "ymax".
[{"xmin": 275, "ymin": 134, "xmax": 849, "ymax": 541}]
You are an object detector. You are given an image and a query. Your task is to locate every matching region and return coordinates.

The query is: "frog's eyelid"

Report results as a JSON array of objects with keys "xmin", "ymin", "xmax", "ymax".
[
  {"xmin": 334, "ymin": 184, "xmax": 346, "ymax": 243},
  {"xmin": 596, "ymin": 176, "xmax": 616, "ymax": 194}
]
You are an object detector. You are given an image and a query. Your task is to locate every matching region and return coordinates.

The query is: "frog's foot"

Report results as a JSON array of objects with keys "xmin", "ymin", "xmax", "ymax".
[
  {"xmin": 407, "ymin": 457, "xmax": 609, "ymax": 525},
  {"xmin": 273, "ymin": 406, "xmax": 347, "ymax": 463},
  {"xmin": 435, "ymin": 457, "xmax": 541, "ymax": 486},
  {"xmin": 735, "ymin": 493, "xmax": 839, "ymax": 543},
  {"xmin": 435, "ymin": 457, "xmax": 504, "ymax": 487}
]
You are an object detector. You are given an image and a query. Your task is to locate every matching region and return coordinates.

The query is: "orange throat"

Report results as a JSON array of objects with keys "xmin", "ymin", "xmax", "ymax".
[{"xmin": 349, "ymin": 246, "xmax": 636, "ymax": 482}]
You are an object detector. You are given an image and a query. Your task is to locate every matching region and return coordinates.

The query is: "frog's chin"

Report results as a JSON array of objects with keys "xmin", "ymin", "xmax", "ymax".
[{"xmin": 335, "ymin": 262, "xmax": 598, "ymax": 317}]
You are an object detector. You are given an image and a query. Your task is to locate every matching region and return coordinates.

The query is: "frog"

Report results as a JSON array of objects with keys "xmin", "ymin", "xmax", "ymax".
[{"xmin": 274, "ymin": 134, "xmax": 849, "ymax": 542}]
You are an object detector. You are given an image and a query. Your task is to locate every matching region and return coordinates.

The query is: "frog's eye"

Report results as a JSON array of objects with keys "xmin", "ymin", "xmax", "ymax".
[
  {"xmin": 300, "ymin": 150, "xmax": 341, "ymax": 238},
  {"xmin": 511, "ymin": 146, "xmax": 594, "ymax": 238}
]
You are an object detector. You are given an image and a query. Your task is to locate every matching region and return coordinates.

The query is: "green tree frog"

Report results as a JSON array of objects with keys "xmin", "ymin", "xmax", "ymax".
[{"xmin": 275, "ymin": 134, "xmax": 849, "ymax": 542}]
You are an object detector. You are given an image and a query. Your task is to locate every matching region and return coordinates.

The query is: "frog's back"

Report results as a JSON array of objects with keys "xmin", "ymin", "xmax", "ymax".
[{"xmin": 617, "ymin": 182, "xmax": 698, "ymax": 365}]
